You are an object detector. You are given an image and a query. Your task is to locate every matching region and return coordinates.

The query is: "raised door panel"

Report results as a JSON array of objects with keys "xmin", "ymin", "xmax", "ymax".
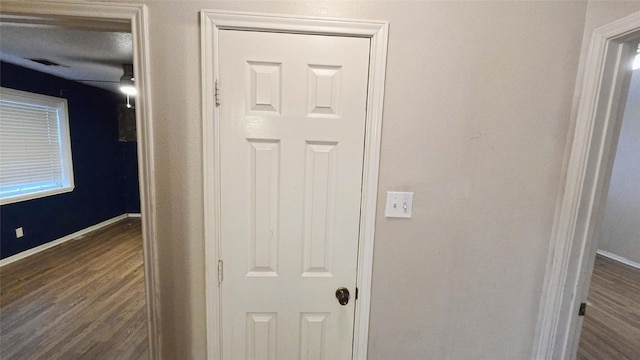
[
  {"xmin": 302, "ymin": 141, "xmax": 338, "ymax": 277},
  {"xmin": 300, "ymin": 313, "xmax": 330, "ymax": 360},
  {"xmin": 246, "ymin": 313, "xmax": 277, "ymax": 360},
  {"xmin": 247, "ymin": 140, "xmax": 280, "ymax": 277}
]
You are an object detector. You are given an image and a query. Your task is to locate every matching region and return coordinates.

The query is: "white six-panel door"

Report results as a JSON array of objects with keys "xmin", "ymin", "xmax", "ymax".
[{"xmin": 218, "ymin": 30, "xmax": 370, "ymax": 359}]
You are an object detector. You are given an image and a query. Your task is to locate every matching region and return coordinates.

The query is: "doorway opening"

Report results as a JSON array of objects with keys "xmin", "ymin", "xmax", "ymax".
[
  {"xmin": 576, "ymin": 42, "xmax": 640, "ymax": 359},
  {"xmin": 0, "ymin": 3, "xmax": 158, "ymax": 358},
  {"xmin": 534, "ymin": 11, "xmax": 640, "ymax": 360}
]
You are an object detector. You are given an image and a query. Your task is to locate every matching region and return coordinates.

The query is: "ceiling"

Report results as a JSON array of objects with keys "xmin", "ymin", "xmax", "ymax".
[{"xmin": 0, "ymin": 23, "xmax": 133, "ymax": 94}]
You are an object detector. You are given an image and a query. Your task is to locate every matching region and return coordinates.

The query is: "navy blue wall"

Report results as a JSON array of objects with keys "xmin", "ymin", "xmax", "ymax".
[
  {"xmin": 1, "ymin": 62, "xmax": 140, "ymax": 259},
  {"xmin": 122, "ymin": 142, "xmax": 141, "ymax": 213}
]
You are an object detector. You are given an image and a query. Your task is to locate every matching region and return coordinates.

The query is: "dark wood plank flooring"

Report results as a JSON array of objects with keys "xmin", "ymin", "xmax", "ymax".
[
  {"xmin": 0, "ymin": 218, "xmax": 148, "ymax": 359},
  {"xmin": 577, "ymin": 254, "xmax": 640, "ymax": 360}
]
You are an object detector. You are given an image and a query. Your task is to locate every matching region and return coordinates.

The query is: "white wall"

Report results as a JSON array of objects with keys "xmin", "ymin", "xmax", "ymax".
[
  {"xmin": 123, "ymin": 1, "xmax": 640, "ymax": 358},
  {"xmin": 599, "ymin": 68, "xmax": 640, "ymax": 264}
]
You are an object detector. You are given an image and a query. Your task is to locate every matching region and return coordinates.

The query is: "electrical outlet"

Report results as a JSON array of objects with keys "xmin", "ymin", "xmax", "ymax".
[{"xmin": 15, "ymin": 227, "xmax": 24, "ymax": 238}]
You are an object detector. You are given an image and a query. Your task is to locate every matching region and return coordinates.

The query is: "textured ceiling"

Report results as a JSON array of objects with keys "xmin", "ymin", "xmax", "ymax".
[{"xmin": 0, "ymin": 24, "xmax": 133, "ymax": 94}]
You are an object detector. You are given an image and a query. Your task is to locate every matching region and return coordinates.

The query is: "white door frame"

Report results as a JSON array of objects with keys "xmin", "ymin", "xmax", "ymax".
[
  {"xmin": 0, "ymin": 2, "xmax": 160, "ymax": 358},
  {"xmin": 533, "ymin": 11, "xmax": 640, "ymax": 360},
  {"xmin": 201, "ymin": 11, "xmax": 388, "ymax": 360}
]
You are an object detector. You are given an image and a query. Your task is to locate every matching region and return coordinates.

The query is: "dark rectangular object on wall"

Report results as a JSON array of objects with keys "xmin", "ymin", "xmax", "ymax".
[{"xmin": 118, "ymin": 105, "xmax": 137, "ymax": 142}]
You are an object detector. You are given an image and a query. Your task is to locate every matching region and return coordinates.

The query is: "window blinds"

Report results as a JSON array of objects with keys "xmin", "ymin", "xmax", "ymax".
[{"xmin": 0, "ymin": 88, "xmax": 74, "ymax": 204}]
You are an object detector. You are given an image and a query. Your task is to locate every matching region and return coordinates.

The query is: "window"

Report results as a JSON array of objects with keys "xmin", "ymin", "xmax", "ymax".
[{"xmin": 0, "ymin": 87, "xmax": 74, "ymax": 205}]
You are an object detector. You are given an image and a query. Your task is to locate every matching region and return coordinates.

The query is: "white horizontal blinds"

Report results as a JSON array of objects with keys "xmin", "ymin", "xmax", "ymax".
[
  {"xmin": 0, "ymin": 90, "xmax": 67, "ymax": 199},
  {"xmin": 0, "ymin": 102, "xmax": 62, "ymax": 191}
]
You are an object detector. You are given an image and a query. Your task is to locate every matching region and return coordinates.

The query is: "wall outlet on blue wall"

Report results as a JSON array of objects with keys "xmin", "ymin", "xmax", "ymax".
[{"xmin": 15, "ymin": 227, "xmax": 24, "ymax": 238}]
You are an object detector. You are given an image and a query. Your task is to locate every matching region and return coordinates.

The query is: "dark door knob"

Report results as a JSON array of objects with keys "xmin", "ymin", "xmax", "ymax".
[{"xmin": 335, "ymin": 287, "xmax": 350, "ymax": 305}]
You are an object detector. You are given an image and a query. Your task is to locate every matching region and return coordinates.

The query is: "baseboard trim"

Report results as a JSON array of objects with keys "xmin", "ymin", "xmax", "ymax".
[
  {"xmin": 127, "ymin": 213, "xmax": 142, "ymax": 218},
  {"xmin": 597, "ymin": 249, "xmax": 640, "ymax": 270},
  {"xmin": 0, "ymin": 214, "xmax": 129, "ymax": 267}
]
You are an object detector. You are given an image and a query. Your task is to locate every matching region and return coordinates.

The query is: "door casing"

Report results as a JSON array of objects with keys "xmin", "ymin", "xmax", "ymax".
[
  {"xmin": 533, "ymin": 10, "xmax": 640, "ymax": 360},
  {"xmin": 201, "ymin": 11, "xmax": 389, "ymax": 360}
]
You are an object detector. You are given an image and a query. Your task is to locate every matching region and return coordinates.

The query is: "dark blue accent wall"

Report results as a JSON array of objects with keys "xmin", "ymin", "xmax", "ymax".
[
  {"xmin": 1, "ymin": 62, "xmax": 140, "ymax": 259},
  {"xmin": 123, "ymin": 142, "xmax": 141, "ymax": 213}
]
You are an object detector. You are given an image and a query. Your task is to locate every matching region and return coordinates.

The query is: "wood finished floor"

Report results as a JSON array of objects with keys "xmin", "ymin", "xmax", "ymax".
[
  {"xmin": 577, "ymin": 254, "xmax": 640, "ymax": 360},
  {"xmin": 0, "ymin": 218, "xmax": 148, "ymax": 359}
]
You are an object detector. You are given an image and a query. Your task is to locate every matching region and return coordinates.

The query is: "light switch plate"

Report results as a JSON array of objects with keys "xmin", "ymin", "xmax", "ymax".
[
  {"xmin": 15, "ymin": 227, "xmax": 24, "ymax": 238},
  {"xmin": 385, "ymin": 191, "xmax": 413, "ymax": 218}
]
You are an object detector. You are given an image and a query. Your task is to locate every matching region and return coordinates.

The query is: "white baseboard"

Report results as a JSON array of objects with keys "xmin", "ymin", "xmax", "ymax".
[
  {"xmin": 597, "ymin": 249, "xmax": 640, "ymax": 270},
  {"xmin": 0, "ymin": 214, "xmax": 129, "ymax": 267},
  {"xmin": 127, "ymin": 213, "xmax": 142, "ymax": 218}
]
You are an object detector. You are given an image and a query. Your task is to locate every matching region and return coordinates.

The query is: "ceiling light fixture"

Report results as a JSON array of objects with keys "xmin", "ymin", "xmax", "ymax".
[{"xmin": 119, "ymin": 63, "xmax": 137, "ymax": 96}]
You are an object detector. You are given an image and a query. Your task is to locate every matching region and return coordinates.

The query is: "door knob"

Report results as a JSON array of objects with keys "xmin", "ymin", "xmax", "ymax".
[{"xmin": 335, "ymin": 287, "xmax": 350, "ymax": 305}]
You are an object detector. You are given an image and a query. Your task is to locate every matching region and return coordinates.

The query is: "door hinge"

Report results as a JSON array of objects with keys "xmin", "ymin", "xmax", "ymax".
[
  {"xmin": 215, "ymin": 80, "xmax": 221, "ymax": 106},
  {"xmin": 217, "ymin": 259, "xmax": 224, "ymax": 284},
  {"xmin": 578, "ymin": 302, "xmax": 586, "ymax": 316},
  {"xmin": 355, "ymin": 287, "xmax": 358, "ymax": 300}
]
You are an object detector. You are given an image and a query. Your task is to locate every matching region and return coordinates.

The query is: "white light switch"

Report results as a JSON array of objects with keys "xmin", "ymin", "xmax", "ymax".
[
  {"xmin": 385, "ymin": 191, "xmax": 414, "ymax": 218},
  {"xmin": 15, "ymin": 227, "xmax": 24, "ymax": 238}
]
